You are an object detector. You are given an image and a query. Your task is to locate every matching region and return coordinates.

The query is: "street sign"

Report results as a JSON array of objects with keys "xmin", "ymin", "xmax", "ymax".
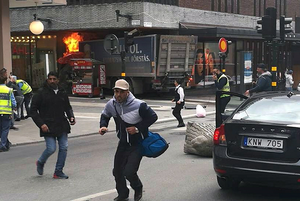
[
  {"xmin": 218, "ymin": 38, "xmax": 227, "ymax": 53},
  {"xmin": 104, "ymin": 34, "xmax": 119, "ymax": 55}
]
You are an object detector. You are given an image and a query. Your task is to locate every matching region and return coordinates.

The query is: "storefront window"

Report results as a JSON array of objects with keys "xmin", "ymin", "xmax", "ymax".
[
  {"xmin": 11, "ymin": 35, "xmax": 57, "ymax": 88},
  {"xmin": 194, "ymin": 41, "xmax": 236, "ymax": 88}
]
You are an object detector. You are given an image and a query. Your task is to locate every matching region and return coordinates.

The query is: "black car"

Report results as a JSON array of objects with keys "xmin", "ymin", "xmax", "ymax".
[{"xmin": 213, "ymin": 91, "xmax": 300, "ymax": 189}]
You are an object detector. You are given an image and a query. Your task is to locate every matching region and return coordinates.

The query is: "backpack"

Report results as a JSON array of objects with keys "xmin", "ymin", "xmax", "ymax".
[{"xmin": 142, "ymin": 131, "xmax": 169, "ymax": 158}]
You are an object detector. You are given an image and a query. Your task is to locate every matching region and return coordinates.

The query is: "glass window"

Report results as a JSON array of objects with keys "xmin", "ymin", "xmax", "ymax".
[{"xmin": 233, "ymin": 96, "xmax": 300, "ymax": 124}]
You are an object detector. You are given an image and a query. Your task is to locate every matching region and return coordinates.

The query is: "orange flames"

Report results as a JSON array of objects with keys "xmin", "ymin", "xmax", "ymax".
[{"xmin": 63, "ymin": 33, "xmax": 83, "ymax": 56}]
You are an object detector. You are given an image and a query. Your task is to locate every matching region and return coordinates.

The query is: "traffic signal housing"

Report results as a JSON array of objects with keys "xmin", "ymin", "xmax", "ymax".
[
  {"xmin": 257, "ymin": 7, "xmax": 276, "ymax": 40},
  {"xmin": 280, "ymin": 16, "xmax": 293, "ymax": 41},
  {"xmin": 124, "ymin": 31, "xmax": 134, "ymax": 53}
]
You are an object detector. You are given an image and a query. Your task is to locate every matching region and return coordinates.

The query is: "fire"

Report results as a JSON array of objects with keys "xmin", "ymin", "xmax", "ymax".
[{"xmin": 63, "ymin": 33, "xmax": 83, "ymax": 56}]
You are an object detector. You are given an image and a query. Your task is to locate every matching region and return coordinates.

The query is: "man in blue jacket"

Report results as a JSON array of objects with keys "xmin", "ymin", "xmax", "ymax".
[
  {"xmin": 99, "ymin": 79, "xmax": 158, "ymax": 201},
  {"xmin": 244, "ymin": 63, "xmax": 272, "ymax": 96}
]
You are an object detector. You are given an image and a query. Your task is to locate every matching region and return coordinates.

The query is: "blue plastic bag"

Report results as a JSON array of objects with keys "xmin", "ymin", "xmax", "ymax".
[{"xmin": 142, "ymin": 131, "xmax": 169, "ymax": 158}]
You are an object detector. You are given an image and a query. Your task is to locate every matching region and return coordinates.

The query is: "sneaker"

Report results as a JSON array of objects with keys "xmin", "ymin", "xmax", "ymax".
[
  {"xmin": 6, "ymin": 141, "xmax": 12, "ymax": 150},
  {"xmin": 113, "ymin": 196, "xmax": 129, "ymax": 201},
  {"xmin": 25, "ymin": 115, "xmax": 30, "ymax": 119},
  {"xmin": 15, "ymin": 118, "xmax": 21, "ymax": 121},
  {"xmin": 21, "ymin": 116, "xmax": 25, "ymax": 120},
  {"xmin": 0, "ymin": 146, "xmax": 8, "ymax": 152},
  {"xmin": 53, "ymin": 171, "xmax": 69, "ymax": 179},
  {"xmin": 10, "ymin": 126, "xmax": 19, "ymax": 130},
  {"xmin": 36, "ymin": 160, "xmax": 44, "ymax": 175},
  {"xmin": 177, "ymin": 123, "xmax": 185, "ymax": 127}
]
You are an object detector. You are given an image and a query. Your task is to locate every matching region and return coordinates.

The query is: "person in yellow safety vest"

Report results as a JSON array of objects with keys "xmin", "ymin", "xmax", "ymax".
[
  {"xmin": 16, "ymin": 79, "xmax": 32, "ymax": 119},
  {"xmin": 0, "ymin": 68, "xmax": 16, "ymax": 152},
  {"xmin": 212, "ymin": 67, "xmax": 231, "ymax": 113}
]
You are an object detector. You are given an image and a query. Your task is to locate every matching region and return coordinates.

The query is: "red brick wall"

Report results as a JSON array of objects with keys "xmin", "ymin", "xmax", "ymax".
[
  {"xmin": 178, "ymin": 0, "xmax": 212, "ymax": 11},
  {"xmin": 286, "ymin": 1, "xmax": 300, "ymax": 19},
  {"xmin": 239, "ymin": 1, "xmax": 254, "ymax": 16},
  {"xmin": 178, "ymin": 0, "xmax": 300, "ymax": 19}
]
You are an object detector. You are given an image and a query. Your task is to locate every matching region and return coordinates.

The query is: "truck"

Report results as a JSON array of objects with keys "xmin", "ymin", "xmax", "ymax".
[{"xmin": 79, "ymin": 35, "xmax": 197, "ymax": 94}]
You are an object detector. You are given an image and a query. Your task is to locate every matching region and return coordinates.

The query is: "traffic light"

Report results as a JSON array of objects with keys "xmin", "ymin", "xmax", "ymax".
[
  {"xmin": 280, "ymin": 15, "xmax": 293, "ymax": 41},
  {"xmin": 124, "ymin": 31, "xmax": 134, "ymax": 53},
  {"xmin": 257, "ymin": 7, "xmax": 276, "ymax": 40}
]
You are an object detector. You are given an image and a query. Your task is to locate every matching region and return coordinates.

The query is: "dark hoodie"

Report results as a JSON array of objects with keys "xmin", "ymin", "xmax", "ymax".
[
  {"xmin": 30, "ymin": 81, "xmax": 74, "ymax": 137},
  {"xmin": 249, "ymin": 71, "xmax": 272, "ymax": 93}
]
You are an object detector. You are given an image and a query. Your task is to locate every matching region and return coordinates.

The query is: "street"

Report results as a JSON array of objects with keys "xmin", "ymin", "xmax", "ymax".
[{"xmin": 1, "ymin": 96, "xmax": 300, "ymax": 201}]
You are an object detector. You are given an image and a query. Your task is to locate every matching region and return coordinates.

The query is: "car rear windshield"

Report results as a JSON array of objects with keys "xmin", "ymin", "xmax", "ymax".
[{"xmin": 232, "ymin": 95, "xmax": 300, "ymax": 124}]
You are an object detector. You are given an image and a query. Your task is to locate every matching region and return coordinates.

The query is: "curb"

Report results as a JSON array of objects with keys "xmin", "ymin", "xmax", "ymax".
[{"xmin": 11, "ymin": 111, "xmax": 216, "ymax": 147}]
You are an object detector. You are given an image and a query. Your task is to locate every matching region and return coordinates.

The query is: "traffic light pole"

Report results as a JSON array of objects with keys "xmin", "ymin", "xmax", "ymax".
[
  {"xmin": 120, "ymin": 50, "xmax": 126, "ymax": 78},
  {"xmin": 270, "ymin": 41, "xmax": 278, "ymax": 91}
]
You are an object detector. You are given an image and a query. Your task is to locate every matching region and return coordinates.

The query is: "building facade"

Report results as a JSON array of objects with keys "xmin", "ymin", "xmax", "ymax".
[{"xmin": 9, "ymin": 0, "xmax": 300, "ymax": 92}]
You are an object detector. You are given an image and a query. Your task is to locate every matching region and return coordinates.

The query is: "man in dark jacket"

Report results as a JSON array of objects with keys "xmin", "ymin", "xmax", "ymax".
[
  {"xmin": 244, "ymin": 63, "xmax": 272, "ymax": 96},
  {"xmin": 99, "ymin": 79, "xmax": 158, "ymax": 201},
  {"xmin": 172, "ymin": 79, "xmax": 185, "ymax": 127},
  {"xmin": 30, "ymin": 71, "xmax": 76, "ymax": 179}
]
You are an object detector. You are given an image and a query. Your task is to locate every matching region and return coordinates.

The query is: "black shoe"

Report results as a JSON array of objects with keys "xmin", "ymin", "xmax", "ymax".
[
  {"xmin": 21, "ymin": 116, "xmax": 25, "ymax": 120},
  {"xmin": 6, "ymin": 141, "xmax": 12, "ymax": 150},
  {"xmin": 24, "ymin": 115, "xmax": 30, "ymax": 119},
  {"xmin": 36, "ymin": 160, "xmax": 44, "ymax": 175},
  {"xmin": 0, "ymin": 146, "xmax": 8, "ymax": 152},
  {"xmin": 15, "ymin": 118, "xmax": 21, "ymax": 121},
  {"xmin": 134, "ymin": 187, "xmax": 143, "ymax": 201},
  {"xmin": 177, "ymin": 123, "xmax": 185, "ymax": 127},
  {"xmin": 53, "ymin": 171, "xmax": 69, "ymax": 179},
  {"xmin": 113, "ymin": 196, "xmax": 129, "ymax": 201},
  {"xmin": 10, "ymin": 126, "xmax": 19, "ymax": 130}
]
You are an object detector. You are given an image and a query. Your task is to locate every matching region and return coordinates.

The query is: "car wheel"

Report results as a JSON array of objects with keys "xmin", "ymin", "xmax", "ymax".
[{"xmin": 217, "ymin": 176, "xmax": 240, "ymax": 190}]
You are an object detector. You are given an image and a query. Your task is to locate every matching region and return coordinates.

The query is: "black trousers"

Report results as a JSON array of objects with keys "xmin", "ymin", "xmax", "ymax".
[
  {"xmin": 21, "ymin": 92, "xmax": 33, "ymax": 117},
  {"xmin": 220, "ymin": 96, "xmax": 231, "ymax": 114},
  {"xmin": 113, "ymin": 144, "xmax": 143, "ymax": 197},
  {"xmin": 172, "ymin": 102, "xmax": 184, "ymax": 125}
]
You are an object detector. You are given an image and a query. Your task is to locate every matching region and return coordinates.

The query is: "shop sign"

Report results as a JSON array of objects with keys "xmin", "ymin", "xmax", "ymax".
[
  {"xmin": 72, "ymin": 84, "xmax": 92, "ymax": 94},
  {"xmin": 218, "ymin": 38, "xmax": 227, "ymax": 53}
]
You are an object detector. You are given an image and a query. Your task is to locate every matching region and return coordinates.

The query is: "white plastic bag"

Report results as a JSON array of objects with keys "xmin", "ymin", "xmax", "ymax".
[{"xmin": 196, "ymin": 104, "xmax": 206, "ymax": 118}]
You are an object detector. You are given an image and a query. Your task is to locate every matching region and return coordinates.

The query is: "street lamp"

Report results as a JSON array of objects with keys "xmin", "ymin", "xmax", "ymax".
[{"xmin": 29, "ymin": 17, "xmax": 44, "ymax": 35}]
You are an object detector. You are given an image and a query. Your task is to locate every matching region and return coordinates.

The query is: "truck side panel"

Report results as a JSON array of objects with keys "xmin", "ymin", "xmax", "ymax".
[{"xmin": 79, "ymin": 35, "xmax": 156, "ymax": 78}]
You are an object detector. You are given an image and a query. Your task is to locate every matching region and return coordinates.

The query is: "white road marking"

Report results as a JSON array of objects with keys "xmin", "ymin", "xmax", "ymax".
[
  {"xmin": 70, "ymin": 189, "xmax": 116, "ymax": 201},
  {"xmin": 71, "ymin": 186, "xmax": 131, "ymax": 201}
]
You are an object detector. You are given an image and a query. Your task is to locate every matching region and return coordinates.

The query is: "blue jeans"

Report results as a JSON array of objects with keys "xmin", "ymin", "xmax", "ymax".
[
  {"xmin": 38, "ymin": 133, "xmax": 68, "ymax": 172},
  {"xmin": 0, "ymin": 114, "xmax": 12, "ymax": 148}
]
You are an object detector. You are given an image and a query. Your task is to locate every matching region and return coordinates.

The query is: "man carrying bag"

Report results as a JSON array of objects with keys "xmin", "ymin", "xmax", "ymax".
[{"xmin": 99, "ymin": 79, "xmax": 158, "ymax": 201}]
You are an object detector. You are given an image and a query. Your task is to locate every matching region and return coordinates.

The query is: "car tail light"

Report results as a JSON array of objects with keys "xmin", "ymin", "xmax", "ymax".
[{"xmin": 214, "ymin": 124, "xmax": 227, "ymax": 145}]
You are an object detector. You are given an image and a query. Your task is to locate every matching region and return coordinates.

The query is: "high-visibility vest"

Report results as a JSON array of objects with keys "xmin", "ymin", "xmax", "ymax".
[
  {"xmin": 218, "ymin": 74, "xmax": 230, "ymax": 98},
  {"xmin": 0, "ymin": 85, "xmax": 13, "ymax": 114},
  {"xmin": 16, "ymin": 79, "xmax": 32, "ymax": 95}
]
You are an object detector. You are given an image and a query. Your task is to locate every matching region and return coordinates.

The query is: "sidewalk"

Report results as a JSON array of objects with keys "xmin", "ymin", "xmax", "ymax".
[{"xmin": 8, "ymin": 94, "xmax": 215, "ymax": 147}]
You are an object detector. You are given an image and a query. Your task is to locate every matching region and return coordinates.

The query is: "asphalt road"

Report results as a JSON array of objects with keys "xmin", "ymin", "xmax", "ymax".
[{"xmin": 2, "ymin": 96, "xmax": 300, "ymax": 201}]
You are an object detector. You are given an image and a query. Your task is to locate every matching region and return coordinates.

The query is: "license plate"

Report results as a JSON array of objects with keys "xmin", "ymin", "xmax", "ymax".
[{"xmin": 243, "ymin": 137, "xmax": 283, "ymax": 149}]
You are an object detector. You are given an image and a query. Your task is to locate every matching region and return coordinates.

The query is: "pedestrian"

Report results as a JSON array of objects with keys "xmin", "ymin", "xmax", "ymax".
[
  {"xmin": 285, "ymin": 69, "xmax": 294, "ymax": 92},
  {"xmin": 212, "ymin": 67, "xmax": 231, "ymax": 113},
  {"xmin": 16, "ymin": 78, "xmax": 32, "ymax": 119},
  {"xmin": 172, "ymin": 79, "xmax": 185, "ymax": 127},
  {"xmin": 0, "ymin": 68, "xmax": 16, "ymax": 152},
  {"xmin": 30, "ymin": 71, "xmax": 76, "ymax": 179},
  {"xmin": 244, "ymin": 63, "xmax": 272, "ymax": 96},
  {"xmin": 7, "ymin": 75, "xmax": 24, "ymax": 124},
  {"xmin": 99, "ymin": 79, "xmax": 157, "ymax": 201}
]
